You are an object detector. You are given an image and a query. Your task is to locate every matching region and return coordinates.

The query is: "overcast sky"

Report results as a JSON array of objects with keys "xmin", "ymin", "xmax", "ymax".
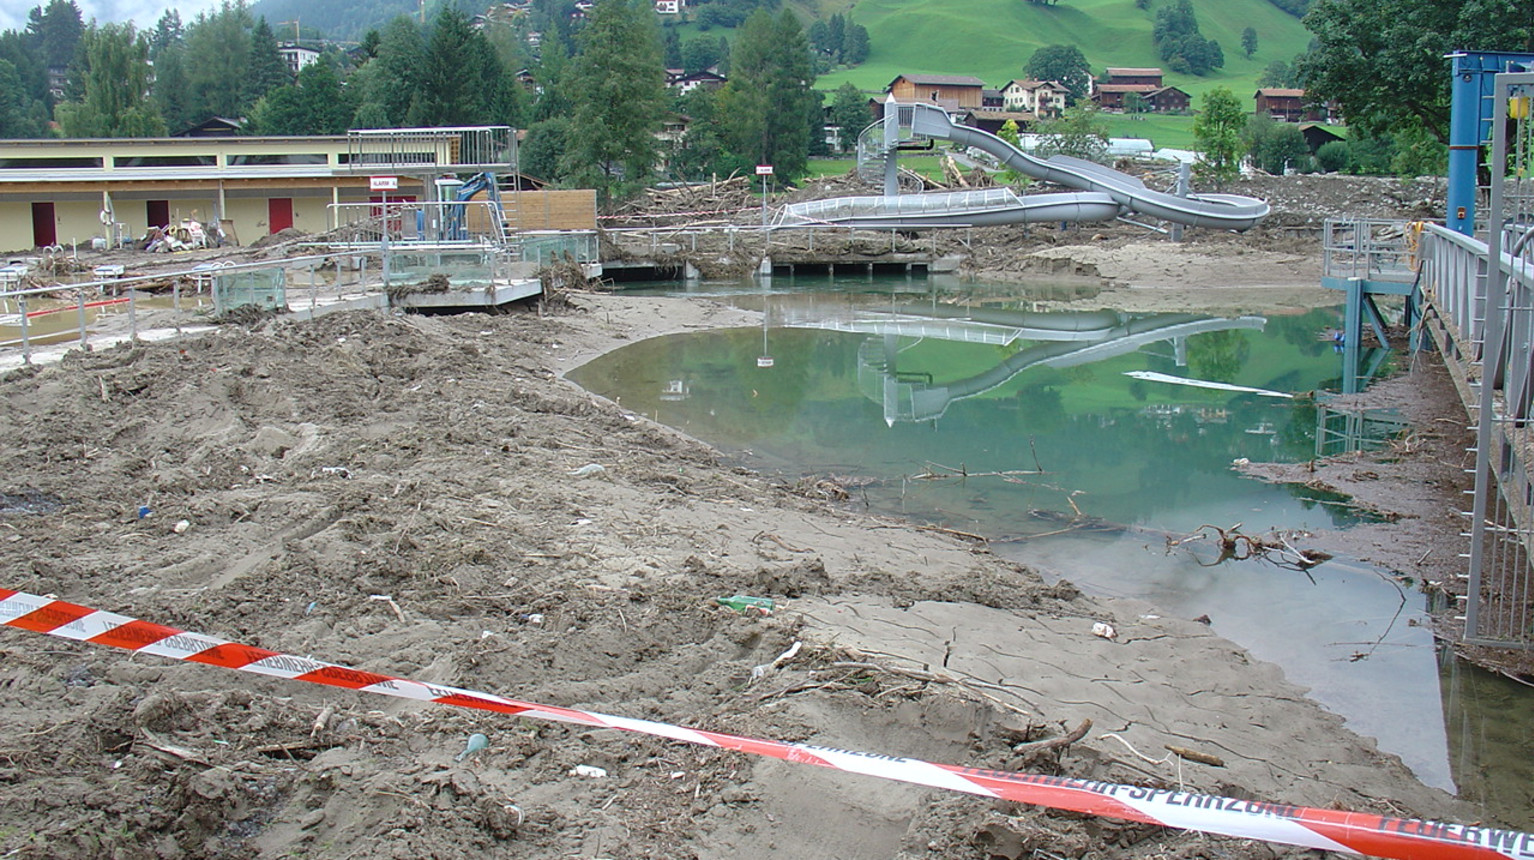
[{"xmin": 0, "ymin": 0, "xmax": 224, "ymax": 35}]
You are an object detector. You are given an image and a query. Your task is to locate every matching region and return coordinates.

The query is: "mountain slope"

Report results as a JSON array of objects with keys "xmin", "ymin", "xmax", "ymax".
[{"xmin": 814, "ymin": 0, "xmax": 1312, "ymax": 102}]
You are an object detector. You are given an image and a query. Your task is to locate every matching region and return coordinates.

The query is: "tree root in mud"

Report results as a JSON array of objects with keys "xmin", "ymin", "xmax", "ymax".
[{"xmin": 1168, "ymin": 523, "xmax": 1333, "ymax": 574}]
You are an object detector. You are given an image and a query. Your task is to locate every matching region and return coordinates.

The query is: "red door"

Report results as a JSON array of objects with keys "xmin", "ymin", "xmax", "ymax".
[
  {"xmin": 31, "ymin": 202, "xmax": 55, "ymax": 247},
  {"xmin": 146, "ymin": 200, "xmax": 170, "ymax": 229},
  {"xmin": 268, "ymin": 198, "xmax": 293, "ymax": 234}
]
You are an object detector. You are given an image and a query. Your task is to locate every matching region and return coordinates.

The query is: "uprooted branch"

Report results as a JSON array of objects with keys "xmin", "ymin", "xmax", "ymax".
[
  {"xmin": 1168, "ymin": 523, "xmax": 1333, "ymax": 574},
  {"xmin": 909, "ymin": 461, "xmax": 1046, "ymax": 483}
]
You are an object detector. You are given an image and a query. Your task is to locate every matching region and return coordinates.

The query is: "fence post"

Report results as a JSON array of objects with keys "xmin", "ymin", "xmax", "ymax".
[
  {"xmin": 18, "ymin": 295, "xmax": 30, "ymax": 364},
  {"xmin": 77, "ymin": 290, "xmax": 87, "ymax": 349},
  {"xmin": 129, "ymin": 288, "xmax": 137, "ymax": 341}
]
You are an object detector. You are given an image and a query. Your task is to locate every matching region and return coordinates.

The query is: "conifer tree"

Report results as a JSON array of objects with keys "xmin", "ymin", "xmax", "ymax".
[
  {"xmin": 560, "ymin": 0, "xmax": 667, "ymax": 205},
  {"xmin": 718, "ymin": 9, "xmax": 817, "ymax": 181},
  {"xmin": 245, "ymin": 19, "xmax": 293, "ymax": 108}
]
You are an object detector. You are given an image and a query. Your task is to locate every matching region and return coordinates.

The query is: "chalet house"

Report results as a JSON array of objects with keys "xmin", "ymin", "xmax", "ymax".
[
  {"xmin": 1144, "ymin": 85, "xmax": 1190, "ymax": 113},
  {"xmin": 1299, "ymin": 122, "xmax": 1346, "ymax": 153},
  {"xmin": 173, "ymin": 117, "xmax": 246, "ymax": 138},
  {"xmin": 886, "ymin": 74, "xmax": 988, "ymax": 112},
  {"xmin": 655, "ymin": 114, "xmax": 690, "ymax": 147},
  {"xmin": 1092, "ymin": 67, "xmax": 1165, "ymax": 110},
  {"xmin": 666, "ymin": 69, "xmax": 726, "ymax": 94},
  {"xmin": 1101, "ymin": 67, "xmax": 1163, "ymax": 88},
  {"xmin": 1255, "ymin": 88, "xmax": 1321, "ymax": 122},
  {"xmin": 999, "ymin": 79, "xmax": 1069, "ymax": 118},
  {"xmin": 981, "ymin": 88, "xmax": 1005, "ymax": 109},
  {"xmin": 959, "ymin": 109, "xmax": 1035, "ymax": 135},
  {"xmin": 654, "ymin": 0, "xmax": 684, "ymax": 12}
]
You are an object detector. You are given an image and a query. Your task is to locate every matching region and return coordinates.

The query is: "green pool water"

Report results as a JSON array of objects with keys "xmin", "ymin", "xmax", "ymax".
[{"xmin": 569, "ymin": 274, "xmax": 1532, "ymax": 827}]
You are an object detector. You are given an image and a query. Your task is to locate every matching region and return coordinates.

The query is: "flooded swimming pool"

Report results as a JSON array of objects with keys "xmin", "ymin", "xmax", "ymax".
[{"xmin": 569, "ymin": 275, "xmax": 1533, "ymax": 827}]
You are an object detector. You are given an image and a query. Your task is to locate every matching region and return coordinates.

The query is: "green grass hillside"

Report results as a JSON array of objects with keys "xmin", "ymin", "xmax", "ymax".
[{"xmin": 812, "ymin": 0, "xmax": 1313, "ymax": 105}]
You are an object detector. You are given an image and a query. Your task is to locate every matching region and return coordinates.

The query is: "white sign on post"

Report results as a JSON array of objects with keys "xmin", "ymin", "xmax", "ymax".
[
  {"xmin": 369, "ymin": 176, "xmax": 399, "ymax": 191},
  {"xmin": 755, "ymin": 165, "xmax": 774, "ymax": 175}
]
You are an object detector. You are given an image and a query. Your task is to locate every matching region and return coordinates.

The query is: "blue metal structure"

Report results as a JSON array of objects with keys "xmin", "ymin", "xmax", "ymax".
[{"xmin": 1447, "ymin": 52, "xmax": 1534, "ymax": 235}]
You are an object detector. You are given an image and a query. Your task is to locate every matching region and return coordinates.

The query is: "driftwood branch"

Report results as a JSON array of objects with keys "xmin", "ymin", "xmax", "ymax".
[{"xmin": 1012, "ymin": 718, "xmax": 1092, "ymax": 753}]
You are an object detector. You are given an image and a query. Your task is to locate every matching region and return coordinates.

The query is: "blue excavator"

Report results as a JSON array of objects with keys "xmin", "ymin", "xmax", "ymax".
[{"xmin": 435, "ymin": 171, "xmax": 504, "ymax": 241}]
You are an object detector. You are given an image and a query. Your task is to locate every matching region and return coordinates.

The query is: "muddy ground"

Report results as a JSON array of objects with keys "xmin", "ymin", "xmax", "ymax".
[{"xmin": 0, "ymin": 172, "xmax": 1509, "ymax": 859}]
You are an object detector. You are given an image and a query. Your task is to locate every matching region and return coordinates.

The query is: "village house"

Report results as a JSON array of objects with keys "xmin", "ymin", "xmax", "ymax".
[
  {"xmin": 1255, "ymin": 88, "xmax": 1322, "ymax": 122},
  {"xmin": 1092, "ymin": 67, "xmax": 1163, "ymax": 110},
  {"xmin": 665, "ymin": 69, "xmax": 727, "ymax": 94},
  {"xmin": 885, "ymin": 74, "xmax": 988, "ymax": 112},
  {"xmin": 960, "ymin": 109, "xmax": 1036, "ymax": 135},
  {"xmin": 999, "ymin": 79, "xmax": 1069, "ymax": 118},
  {"xmin": 1143, "ymin": 85, "xmax": 1191, "ymax": 113}
]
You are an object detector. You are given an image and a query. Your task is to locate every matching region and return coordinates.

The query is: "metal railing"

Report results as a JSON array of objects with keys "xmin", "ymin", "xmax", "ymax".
[
  {"xmin": 1412, "ymin": 71, "xmax": 1534, "ymax": 649},
  {"xmin": 330, "ymin": 200, "xmax": 508, "ymax": 246},
  {"xmin": 1419, "ymin": 223, "xmax": 1534, "ymax": 649},
  {"xmin": 0, "ymin": 245, "xmax": 551, "ymax": 368},
  {"xmin": 518, "ymin": 231, "xmax": 600, "ymax": 266},
  {"xmin": 1322, "ymin": 218, "xmax": 1420, "ymax": 284},
  {"xmin": 344, "ymin": 126, "xmax": 515, "ymax": 173}
]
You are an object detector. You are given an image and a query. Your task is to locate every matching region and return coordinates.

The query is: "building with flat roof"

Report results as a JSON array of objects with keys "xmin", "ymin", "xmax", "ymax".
[{"xmin": 0, "ymin": 127, "xmax": 526, "ymax": 252}]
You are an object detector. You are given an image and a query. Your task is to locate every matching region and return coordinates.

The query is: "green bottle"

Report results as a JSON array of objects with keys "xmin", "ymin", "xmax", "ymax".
[{"xmin": 715, "ymin": 595, "xmax": 775, "ymax": 615}]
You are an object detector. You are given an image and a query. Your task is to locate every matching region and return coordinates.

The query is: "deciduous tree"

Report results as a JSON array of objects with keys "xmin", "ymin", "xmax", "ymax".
[
  {"xmin": 248, "ymin": 54, "xmax": 351, "ymax": 134},
  {"xmin": 1193, "ymin": 86, "xmax": 1245, "ymax": 184},
  {"xmin": 1023, "ymin": 44, "xmax": 1090, "ymax": 103},
  {"xmin": 1299, "ymin": 0, "xmax": 1534, "ymax": 141},
  {"xmin": 828, "ymin": 81, "xmax": 870, "ymax": 153},
  {"xmin": 1033, "ymin": 105, "xmax": 1107, "ymax": 161},
  {"xmin": 56, "ymin": 23, "xmax": 164, "ymax": 137}
]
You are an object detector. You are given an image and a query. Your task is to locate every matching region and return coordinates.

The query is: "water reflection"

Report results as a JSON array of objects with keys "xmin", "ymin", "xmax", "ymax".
[
  {"xmin": 571, "ymin": 275, "xmax": 1528, "ymax": 827},
  {"xmin": 785, "ymin": 306, "xmax": 1270, "ymax": 424},
  {"xmin": 1440, "ymin": 652, "xmax": 1534, "ymax": 820}
]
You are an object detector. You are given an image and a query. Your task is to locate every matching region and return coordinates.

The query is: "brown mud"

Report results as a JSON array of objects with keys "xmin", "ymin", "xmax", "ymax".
[{"xmin": 0, "ymin": 172, "xmax": 1510, "ymax": 859}]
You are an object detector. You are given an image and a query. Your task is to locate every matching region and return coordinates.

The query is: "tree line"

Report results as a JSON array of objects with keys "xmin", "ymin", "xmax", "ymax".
[{"xmin": 0, "ymin": 0, "xmax": 829, "ymax": 208}]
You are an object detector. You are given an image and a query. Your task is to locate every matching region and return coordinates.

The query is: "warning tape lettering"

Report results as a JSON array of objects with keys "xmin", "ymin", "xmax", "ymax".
[{"xmin": 2, "ymin": 586, "xmax": 1529, "ymax": 860}]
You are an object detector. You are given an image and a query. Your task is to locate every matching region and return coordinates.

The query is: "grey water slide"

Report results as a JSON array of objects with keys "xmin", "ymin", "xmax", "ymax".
[{"xmin": 780, "ymin": 103, "xmax": 1270, "ymax": 231}]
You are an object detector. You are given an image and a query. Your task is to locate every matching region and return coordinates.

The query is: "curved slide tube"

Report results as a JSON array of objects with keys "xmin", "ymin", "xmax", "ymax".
[
  {"xmin": 780, "ymin": 186, "xmax": 1120, "ymax": 229},
  {"xmin": 783, "ymin": 104, "xmax": 1270, "ymax": 231},
  {"xmin": 907, "ymin": 103, "xmax": 1269, "ymax": 230}
]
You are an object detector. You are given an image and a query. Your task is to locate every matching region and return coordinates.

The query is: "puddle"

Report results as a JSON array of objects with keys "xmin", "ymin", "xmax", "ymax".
[{"xmin": 570, "ymin": 275, "xmax": 1532, "ymax": 827}]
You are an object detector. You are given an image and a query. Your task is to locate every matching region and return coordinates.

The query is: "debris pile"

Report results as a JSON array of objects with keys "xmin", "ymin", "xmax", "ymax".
[{"xmin": 606, "ymin": 175, "xmax": 758, "ymax": 227}]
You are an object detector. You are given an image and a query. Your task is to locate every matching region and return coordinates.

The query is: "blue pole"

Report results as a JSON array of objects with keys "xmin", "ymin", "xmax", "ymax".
[
  {"xmin": 1447, "ymin": 53, "xmax": 1481, "ymax": 236},
  {"xmin": 1446, "ymin": 52, "xmax": 1534, "ymax": 235}
]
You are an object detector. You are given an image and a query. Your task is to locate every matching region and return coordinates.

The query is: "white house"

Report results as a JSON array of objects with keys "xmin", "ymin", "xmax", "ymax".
[
  {"xmin": 277, "ymin": 43, "xmax": 321, "ymax": 77},
  {"xmin": 999, "ymin": 79, "xmax": 1070, "ymax": 118}
]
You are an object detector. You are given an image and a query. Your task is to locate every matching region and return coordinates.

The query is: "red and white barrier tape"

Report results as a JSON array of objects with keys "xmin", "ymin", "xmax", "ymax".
[{"xmin": 1, "ymin": 586, "xmax": 1527, "ymax": 860}]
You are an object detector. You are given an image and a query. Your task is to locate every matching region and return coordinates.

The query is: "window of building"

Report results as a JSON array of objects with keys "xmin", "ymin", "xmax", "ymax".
[
  {"xmin": 113, "ymin": 155, "xmax": 217, "ymax": 167},
  {"xmin": 0, "ymin": 157, "xmax": 103, "ymax": 169},
  {"xmin": 227, "ymin": 153, "xmax": 330, "ymax": 165}
]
